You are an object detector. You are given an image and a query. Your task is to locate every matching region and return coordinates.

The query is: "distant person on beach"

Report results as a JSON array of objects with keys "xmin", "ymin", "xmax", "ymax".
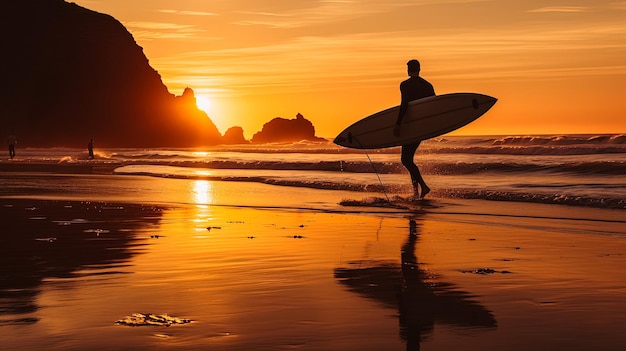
[
  {"xmin": 7, "ymin": 134, "xmax": 17, "ymax": 159},
  {"xmin": 88, "ymin": 138, "xmax": 94, "ymax": 159},
  {"xmin": 393, "ymin": 59, "xmax": 435, "ymax": 199}
]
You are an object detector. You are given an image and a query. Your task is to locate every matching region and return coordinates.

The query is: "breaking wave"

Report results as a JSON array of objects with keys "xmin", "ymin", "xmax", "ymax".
[
  {"xmin": 109, "ymin": 158, "xmax": 625, "ymax": 176},
  {"xmin": 113, "ymin": 166, "xmax": 625, "ymax": 210},
  {"xmin": 7, "ymin": 134, "xmax": 625, "ymax": 210}
]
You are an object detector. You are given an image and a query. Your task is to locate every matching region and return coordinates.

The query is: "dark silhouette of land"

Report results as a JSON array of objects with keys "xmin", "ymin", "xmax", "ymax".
[
  {"xmin": 251, "ymin": 113, "xmax": 326, "ymax": 144},
  {"xmin": 0, "ymin": 1, "xmax": 325, "ymax": 147},
  {"xmin": 222, "ymin": 126, "xmax": 249, "ymax": 145},
  {"xmin": 0, "ymin": 1, "xmax": 221, "ymax": 147}
]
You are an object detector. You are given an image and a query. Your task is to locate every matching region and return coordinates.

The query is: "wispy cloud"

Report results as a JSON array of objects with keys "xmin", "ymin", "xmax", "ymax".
[
  {"xmin": 230, "ymin": 0, "xmax": 490, "ymax": 29},
  {"xmin": 152, "ymin": 20, "xmax": 626, "ymax": 97},
  {"xmin": 118, "ymin": 1, "xmax": 626, "ymax": 97},
  {"xmin": 158, "ymin": 9, "xmax": 218, "ymax": 16},
  {"xmin": 233, "ymin": 8, "xmax": 356, "ymax": 28},
  {"xmin": 608, "ymin": 1, "xmax": 626, "ymax": 10},
  {"xmin": 232, "ymin": 1, "xmax": 420, "ymax": 28},
  {"xmin": 126, "ymin": 22, "xmax": 197, "ymax": 30},
  {"xmin": 124, "ymin": 21, "xmax": 211, "ymax": 41},
  {"xmin": 527, "ymin": 6, "xmax": 589, "ymax": 13}
]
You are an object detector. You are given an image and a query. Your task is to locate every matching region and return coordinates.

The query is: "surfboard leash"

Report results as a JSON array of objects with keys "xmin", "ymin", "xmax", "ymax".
[{"xmin": 353, "ymin": 135, "xmax": 391, "ymax": 204}]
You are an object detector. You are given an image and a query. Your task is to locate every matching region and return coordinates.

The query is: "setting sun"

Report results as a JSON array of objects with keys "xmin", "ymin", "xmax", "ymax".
[{"xmin": 195, "ymin": 95, "xmax": 213, "ymax": 115}]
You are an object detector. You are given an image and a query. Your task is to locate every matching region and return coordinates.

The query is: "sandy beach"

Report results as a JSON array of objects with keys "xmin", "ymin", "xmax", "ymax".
[{"xmin": 1, "ymin": 163, "xmax": 625, "ymax": 350}]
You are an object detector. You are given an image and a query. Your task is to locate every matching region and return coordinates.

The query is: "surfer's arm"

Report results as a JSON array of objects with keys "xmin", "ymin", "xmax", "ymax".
[
  {"xmin": 394, "ymin": 104, "xmax": 407, "ymax": 137},
  {"xmin": 394, "ymin": 93, "xmax": 408, "ymax": 136},
  {"xmin": 396, "ymin": 103, "xmax": 408, "ymax": 125},
  {"xmin": 396, "ymin": 82, "xmax": 410, "ymax": 126}
]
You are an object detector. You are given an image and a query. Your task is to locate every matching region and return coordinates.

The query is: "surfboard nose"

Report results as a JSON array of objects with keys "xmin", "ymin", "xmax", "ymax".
[
  {"xmin": 486, "ymin": 96, "xmax": 497, "ymax": 109},
  {"xmin": 333, "ymin": 134, "xmax": 347, "ymax": 146},
  {"xmin": 333, "ymin": 132, "xmax": 352, "ymax": 146},
  {"xmin": 476, "ymin": 94, "xmax": 498, "ymax": 110}
]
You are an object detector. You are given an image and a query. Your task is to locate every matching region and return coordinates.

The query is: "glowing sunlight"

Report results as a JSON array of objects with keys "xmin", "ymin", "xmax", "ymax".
[
  {"xmin": 192, "ymin": 179, "xmax": 213, "ymax": 205},
  {"xmin": 192, "ymin": 151, "xmax": 211, "ymax": 158},
  {"xmin": 195, "ymin": 95, "xmax": 213, "ymax": 115}
]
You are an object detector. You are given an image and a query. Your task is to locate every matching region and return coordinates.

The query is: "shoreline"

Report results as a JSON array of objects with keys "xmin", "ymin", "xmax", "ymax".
[{"xmin": 1, "ymin": 158, "xmax": 624, "ymax": 211}]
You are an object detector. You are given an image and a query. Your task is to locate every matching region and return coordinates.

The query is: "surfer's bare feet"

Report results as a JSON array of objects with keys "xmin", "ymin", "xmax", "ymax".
[
  {"xmin": 420, "ymin": 186, "xmax": 431, "ymax": 199},
  {"xmin": 412, "ymin": 188, "xmax": 420, "ymax": 200}
]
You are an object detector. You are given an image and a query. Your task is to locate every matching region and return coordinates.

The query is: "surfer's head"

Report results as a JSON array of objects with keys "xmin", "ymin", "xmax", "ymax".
[{"xmin": 407, "ymin": 59, "xmax": 421, "ymax": 75}]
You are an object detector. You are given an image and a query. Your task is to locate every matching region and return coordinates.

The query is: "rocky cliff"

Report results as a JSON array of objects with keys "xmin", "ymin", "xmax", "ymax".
[
  {"xmin": 0, "ymin": 0, "xmax": 222, "ymax": 147},
  {"xmin": 222, "ymin": 126, "xmax": 249, "ymax": 145}
]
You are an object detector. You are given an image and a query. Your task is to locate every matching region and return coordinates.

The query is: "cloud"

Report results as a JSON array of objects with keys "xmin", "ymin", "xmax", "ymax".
[
  {"xmin": 151, "ymin": 19, "xmax": 626, "ymax": 97},
  {"xmin": 158, "ymin": 9, "xmax": 218, "ymax": 16},
  {"xmin": 608, "ymin": 1, "xmax": 626, "ymax": 10},
  {"xmin": 232, "ymin": 3, "xmax": 374, "ymax": 28},
  {"xmin": 229, "ymin": 0, "xmax": 489, "ymax": 29},
  {"xmin": 231, "ymin": 1, "xmax": 446, "ymax": 28},
  {"xmin": 136, "ymin": 0, "xmax": 625, "ymax": 98},
  {"xmin": 124, "ymin": 21, "xmax": 212, "ymax": 41},
  {"xmin": 126, "ymin": 22, "xmax": 197, "ymax": 30},
  {"xmin": 526, "ymin": 6, "xmax": 589, "ymax": 13}
]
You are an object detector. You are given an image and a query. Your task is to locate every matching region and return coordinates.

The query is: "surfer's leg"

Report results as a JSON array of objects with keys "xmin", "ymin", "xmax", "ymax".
[
  {"xmin": 420, "ymin": 183, "xmax": 430, "ymax": 199},
  {"xmin": 401, "ymin": 142, "xmax": 430, "ymax": 198},
  {"xmin": 401, "ymin": 143, "xmax": 421, "ymax": 197}
]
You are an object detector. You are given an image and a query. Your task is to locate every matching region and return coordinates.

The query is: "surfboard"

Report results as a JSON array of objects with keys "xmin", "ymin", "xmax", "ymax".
[{"xmin": 334, "ymin": 93, "xmax": 497, "ymax": 149}]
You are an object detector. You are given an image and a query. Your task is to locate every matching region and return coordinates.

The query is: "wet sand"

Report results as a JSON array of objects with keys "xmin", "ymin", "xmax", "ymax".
[{"xmin": 1, "ymin": 174, "xmax": 625, "ymax": 350}]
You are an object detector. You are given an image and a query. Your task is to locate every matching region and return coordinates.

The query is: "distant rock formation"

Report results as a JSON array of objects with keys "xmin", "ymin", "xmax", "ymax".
[
  {"xmin": 251, "ymin": 113, "xmax": 326, "ymax": 144},
  {"xmin": 0, "ymin": 0, "xmax": 222, "ymax": 147},
  {"xmin": 222, "ymin": 126, "xmax": 249, "ymax": 145}
]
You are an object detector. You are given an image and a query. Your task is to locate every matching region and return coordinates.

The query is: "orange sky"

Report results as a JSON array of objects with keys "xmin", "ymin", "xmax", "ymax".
[{"xmin": 72, "ymin": 0, "xmax": 626, "ymax": 138}]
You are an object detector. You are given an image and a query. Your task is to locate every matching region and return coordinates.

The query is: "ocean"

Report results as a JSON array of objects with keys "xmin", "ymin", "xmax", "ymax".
[
  {"xmin": 2, "ymin": 134, "xmax": 624, "ymax": 209},
  {"xmin": 2, "ymin": 134, "xmax": 626, "ymax": 351}
]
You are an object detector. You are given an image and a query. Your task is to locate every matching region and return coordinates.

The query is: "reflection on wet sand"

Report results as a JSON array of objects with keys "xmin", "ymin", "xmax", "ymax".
[
  {"xmin": 335, "ymin": 217, "xmax": 497, "ymax": 350},
  {"xmin": 0, "ymin": 199, "xmax": 163, "ymax": 326}
]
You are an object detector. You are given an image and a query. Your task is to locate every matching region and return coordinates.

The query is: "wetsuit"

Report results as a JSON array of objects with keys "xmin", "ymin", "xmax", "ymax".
[{"xmin": 397, "ymin": 76, "xmax": 435, "ymax": 196}]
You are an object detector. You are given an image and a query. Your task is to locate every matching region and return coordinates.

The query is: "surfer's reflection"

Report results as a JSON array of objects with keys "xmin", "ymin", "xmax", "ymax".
[{"xmin": 334, "ymin": 217, "xmax": 497, "ymax": 350}]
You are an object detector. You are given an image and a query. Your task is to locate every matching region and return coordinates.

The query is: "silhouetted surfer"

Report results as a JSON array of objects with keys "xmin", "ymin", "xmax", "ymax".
[
  {"xmin": 7, "ymin": 134, "xmax": 17, "ymax": 159},
  {"xmin": 394, "ymin": 59, "xmax": 435, "ymax": 199},
  {"xmin": 88, "ymin": 138, "xmax": 94, "ymax": 159}
]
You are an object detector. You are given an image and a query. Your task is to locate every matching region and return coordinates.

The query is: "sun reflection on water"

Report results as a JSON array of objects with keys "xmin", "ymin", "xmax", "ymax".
[
  {"xmin": 191, "ymin": 180, "xmax": 214, "ymax": 235},
  {"xmin": 192, "ymin": 180, "xmax": 213, "ymax": 205},
  {"xmin": 194, "ymin": 170, "xmax": 213, "ymax": 177},
  {"xmin": 192, "ymin": 151, "xmax": 211, "ymax": 158}
]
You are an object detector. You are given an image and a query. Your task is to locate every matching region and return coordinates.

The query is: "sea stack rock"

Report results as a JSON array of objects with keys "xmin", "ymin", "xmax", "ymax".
[{"xmin": 251, "ymin": 113, "xmax": 325, "ymax": 144}]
